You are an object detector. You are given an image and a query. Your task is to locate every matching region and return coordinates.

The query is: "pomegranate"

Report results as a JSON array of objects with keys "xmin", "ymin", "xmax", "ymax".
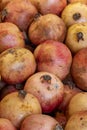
[
  {"xmin": 0, "ymin": 47, "xmax": 36, "ymax": 84},
  {"xmin": 61, "ymin": 2, "xmax": 87, "ymax": 27},
  {"xmin": 30, "ymin": 0, "xmax": 67, "ymax": 15},
  {"xmin": 0, "ymin": 118, "xmax": 17, "ymax": 130},
  {"xmin": 65, "ymin": 23, "xmax": 87, "ymax": 54},
  {"xmin": 0, "ymin": 90, "xmax": 42, "ymax": 128},
  {"xmin": 66, "ymin": 92, "xmax": 87, "ymax": 118},
  {"xmin": 20, "ymin": 114, "xmax": 63, "ymax": 130},
  {"xmin": 28, "ymin": 14, "xmax": 67, "ymax": 45},
  {"xmin": 71, "ymin": 47, "xmax": 87, "ymax": 91},
  {"xmin": 24, "ymin": 71, "xmax": 64, "ymax": 113},
  {"xmin": 65, "ymin": 111, "xmax": 87, "ymax": 130},
  {"xmin": 0, "ymin": 22, "xmax": 25, "ymax": 53},
  {"xmin": 0, "ymin": 0, "xmax": 38, "ymax": 31},
  {"xmin": 34, "ymin": 40, "xmax": 72, "ymax": 80}
]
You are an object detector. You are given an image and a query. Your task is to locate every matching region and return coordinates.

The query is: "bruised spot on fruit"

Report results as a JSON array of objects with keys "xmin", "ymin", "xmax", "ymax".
[
  {"xmin": 8, "ymin": 49, "xmax": 17, "ymax": 55},
  {"xmin": 40, "ymin": 75, "xmax": 52, "ymax": 84},
  {"xmin": 33, "ymin": 13, "xmax": 41, "ymax": 21},
  {"xmin": 76, "ymin": 32, "xmax": 84, "ymax": 42},
  {"xmin": 0, "ymin": 9, "xmax": 8, "ymax": 22},
  {"xmin": 73, "ymin": 13, "xmax": 81, "ymax": 21},
  {"xmin": 80, "ymin": 117, "xmax": 83, "ymax": 120},
  {"xmin": 18, "ymin": 90, "xmax": 27, "ymax": 99},
  {"xmin": 54, "ymin": 124, "xmax": 63, "ymax": 130}
]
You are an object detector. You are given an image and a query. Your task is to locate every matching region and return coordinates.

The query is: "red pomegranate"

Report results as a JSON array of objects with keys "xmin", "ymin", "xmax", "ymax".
[
  {"xmin": 0, "ymin": 0, "xmax": 38, "ymax": 31},
  {"xmin": 0, "ymin": 22, "xmax": 25, "ymax": 53},
  {"xmin": 34, "ymin": 40, "xmax": 72, "ymax": 80},
  {"xmin": 30, "ymin": 0, "xmax": 67, "ymax": 15}
]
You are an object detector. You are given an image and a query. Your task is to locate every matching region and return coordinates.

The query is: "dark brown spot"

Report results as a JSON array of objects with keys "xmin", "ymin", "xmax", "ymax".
[
  {"xmin": 40, "ymin": 75, "xmax": 52, "ymax": 84},
  {"xmin": 73, "ymin": 13, "xmax": 81, "ymax": 21},
  {"xmin": 80, "ymin": 117, "xmax": 83, "ymax": 120},
  {"xmin": 76, "ymin": 32, "xmax": 84, "ymax": 42}
]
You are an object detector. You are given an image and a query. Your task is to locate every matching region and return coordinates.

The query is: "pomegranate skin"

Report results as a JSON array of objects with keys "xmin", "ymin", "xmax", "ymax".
[
  {"xmin": 34, "ymin": 40, "xmax": 72, "ymax": 80},
  {"xmin": 0, "ymin": 118, "xmax": 17, "ymax": 130},
  {"xmin": 0, "ymin": 0, "xmax": 38, "ymax": 31},
  {"xmin": 28, "ymin": 14, "xmax": 67, "ymax": 45},
  {"xmin": 0, "ymin": 22, "xmax": 25, "ymax": 53},
  {"xmin": 30, "ymin": 0, "xmax": 67, "ymax": 15},
  {"xmin": 71, "ymin": 47, "xmax": 87, "ymax": 91},
  {"xmin": 20, "ymin": 114, "xmax": 63, "ymax": 130},
  {"xmin": 0, "ymin": 47, "xmax": 36, "ymax": 84},
  {"xmin": 24, "ymin": 71, "xmax": 64, "ymax": 113}
]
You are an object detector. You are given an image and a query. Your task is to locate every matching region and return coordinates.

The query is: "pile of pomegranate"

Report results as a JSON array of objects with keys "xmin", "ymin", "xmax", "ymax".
[{"xmin": 0, "ymin": 0, "xmax": 87, "ymax": 130}]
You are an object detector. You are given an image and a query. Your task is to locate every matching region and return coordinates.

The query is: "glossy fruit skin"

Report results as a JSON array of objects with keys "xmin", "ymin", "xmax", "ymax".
[
  {"xmin": 20, "ymin": 114, "xmax": 63, "ymax": 130},
  {"xmin": 28, "ymin": 14, "xmax": 66, "ymax": 45},
  {"xmin": 0, "ymin": 91, "xmax": 42, "ymax": 128},
  {"xmin": 0, "ymin": 47, "xmax": 36, "ymax": 84},
  {"xmin": 0, "ymin": 0, "xmax": 38, "ymax": 31},
  {"xmin": 34, "ymin": 40, "xmax": 72, "ymax": 80},
  {"xmin": 24, "ymin": 71, "xmax": 64, "ymax": 113}
]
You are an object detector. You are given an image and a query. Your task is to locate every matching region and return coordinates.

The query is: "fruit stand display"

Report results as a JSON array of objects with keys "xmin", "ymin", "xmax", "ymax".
[{"xmin": 0, "ymin": 0, "xmax": 87, "ymax": 130}]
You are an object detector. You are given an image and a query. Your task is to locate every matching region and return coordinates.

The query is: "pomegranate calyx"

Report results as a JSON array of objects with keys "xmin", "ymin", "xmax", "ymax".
[
  {"xmin": 76, "ymin": 32, "xmax": 84, "ymax": 42},
  {"xmin": 73, "ymin": 12, "xmax": 81, "ymax": 21},
  {"xmin": 40, "ymin": 75, "xmax": 52, "ymax": 84},
  {"xmin": 0, "ymin": 9, "xmax": 8, "ymax": 22},
  {"xmin": 33, "ymin": 13, "xmax": 41, "ymax": 21},
  {"xmin": 18, "ymin": 90, "xmax": 27, "ymax": 99}
]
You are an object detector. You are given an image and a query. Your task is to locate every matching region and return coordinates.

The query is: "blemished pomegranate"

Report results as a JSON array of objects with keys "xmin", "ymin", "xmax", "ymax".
[
  {"xmin": 20, "ymin": 114, "xmax": 63, "ymax": 130},
  {"xmin": 0, "ymin": 22, "xmax": 25, "ymax": 53},
  {"xmin": 24, "ymin": 71, "xmax": 64, "ymax": 113},
  {"xmin": 65, "ymin": 23, "xmax": 87, "ymax": 54},
  {"xmin": 0, "ymin": 0, "xmax": 38, "ymax": 31},
  {"xmin": 29, "ymin": 0, "xmax": 67, "ymax": 15},
  {"xmin": 65, "ymin": 110, "xmax": 87, "ymax": 130},
  {"xmin": 34, "ymin": 40, "xmax": 72, "ymax": 80},
  {"xmin": 0, "ymin": 47, "xmax": 36, "ymax": 84},
  {"xmin": 61, "ymin": 2, "xmax": 87, "ymax": 27},
  {"xmin": 28, "ymin": 13, "xmax": 67, "ymax": 45},
  {"xmin": 0, "ymin": 90, "xmax": 42, "ymax": 128}
]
